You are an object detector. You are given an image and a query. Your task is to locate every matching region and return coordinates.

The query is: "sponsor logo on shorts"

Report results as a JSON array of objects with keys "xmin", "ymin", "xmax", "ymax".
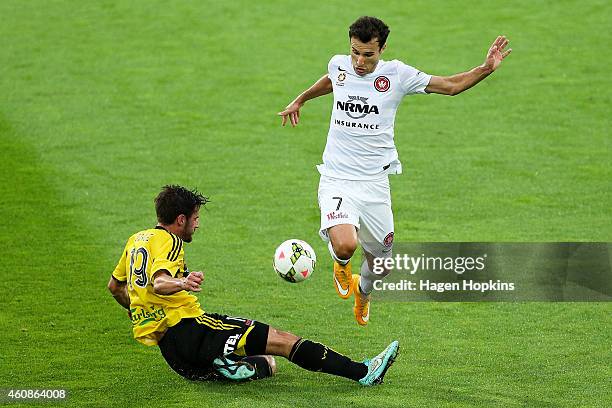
[
  {"xmin": 223, "ymin": 333, "xmax": 242, "ymax": 355},
  {"xmin": 383, "ymin": 232, "xmax": 394, "ymax": 248},
  {"xmin": 327, "ymin": 211, "xmax": 349, "ymax": 221},
  {"xmin": 374, "ymin": 75, "xmax": 390, "ymax": 92}
]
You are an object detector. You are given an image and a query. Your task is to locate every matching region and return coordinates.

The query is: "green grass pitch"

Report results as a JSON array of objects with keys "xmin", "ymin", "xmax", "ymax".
[{"xmin": 1, "ymin": 1, "xmax": 610, "ymax": 407}]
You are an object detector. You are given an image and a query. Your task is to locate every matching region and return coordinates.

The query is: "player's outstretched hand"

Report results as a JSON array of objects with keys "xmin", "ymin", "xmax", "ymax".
[
  {"xmin": 183, "ymin": 271, "xmax": 204, "ymax": 292},
  {"xmin": 278, "ymin": 100, "xmax": 303, "ymax": 127},
  {"xmin": 484, "ymin": 36, "xmax": 512, "ymax": 72}
]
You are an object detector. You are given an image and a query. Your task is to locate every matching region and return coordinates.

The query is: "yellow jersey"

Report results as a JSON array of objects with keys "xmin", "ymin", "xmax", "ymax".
[{"xmin": 112, "ymin": 226, "xmax": 204, "ymax": 346}]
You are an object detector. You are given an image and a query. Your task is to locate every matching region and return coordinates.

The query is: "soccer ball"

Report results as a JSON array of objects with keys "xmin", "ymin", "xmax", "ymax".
[{"xmin": 273, "ymin": 239, "xmax": 316, "ymax": 283}]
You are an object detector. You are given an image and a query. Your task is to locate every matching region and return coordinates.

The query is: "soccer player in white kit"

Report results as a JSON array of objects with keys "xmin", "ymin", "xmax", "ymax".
[{"xmin": 279, "ymin": 16, "xmax": 511, "ymax": 325}]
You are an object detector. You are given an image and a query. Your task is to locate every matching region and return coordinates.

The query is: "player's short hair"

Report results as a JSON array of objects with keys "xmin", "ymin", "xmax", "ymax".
[
  {"xmin": 349, "ymin": 16, "xmax": 390, "ymax": 50},
  {"xmin": 155, "ymin": 185, "xmax": 209, "ymax": 225}
]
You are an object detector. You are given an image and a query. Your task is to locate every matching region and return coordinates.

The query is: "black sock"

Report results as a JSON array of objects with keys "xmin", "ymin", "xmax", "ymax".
[{"xmin": 288, "ymin": 339, "xmax": 367, "ymax": 381}]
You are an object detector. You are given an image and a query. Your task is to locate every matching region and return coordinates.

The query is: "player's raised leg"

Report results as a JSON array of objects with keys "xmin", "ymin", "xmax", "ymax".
[
  {"xmin": 352, "ymin": 251, "xmax": 390, "ymax": 326},
  {"xmin": 265, "ymin": 326, "xmax": 399, "ymax": 386},
  {"xmin": 318, "ymin": 176, "xmax": 361, "ymax": 300},
  {"xmin": 351, "ymin": 249, "xmax": 394, "ymax": 326},
  {"xmin": 353, "ymin": 190, "xmax": 394, "ymax": 325}
]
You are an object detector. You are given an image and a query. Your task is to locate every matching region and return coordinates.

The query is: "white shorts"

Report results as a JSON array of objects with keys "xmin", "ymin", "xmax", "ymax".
[{"xmin": 317, "ymin": 175, "xmax": 394, "ymax": 258}]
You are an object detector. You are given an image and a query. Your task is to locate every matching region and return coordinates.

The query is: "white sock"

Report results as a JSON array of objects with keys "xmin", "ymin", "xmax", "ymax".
[
  {"xmin": 328, "ymin": 242, "xmax": 350, "ymax": 266},
  {"xmin": 359, "ymin": 260, "xmax": 378, "ymax": 295}
]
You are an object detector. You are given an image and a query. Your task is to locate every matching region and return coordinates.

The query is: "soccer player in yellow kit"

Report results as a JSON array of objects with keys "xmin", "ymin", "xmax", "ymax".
[{"xmin": 108, "ymin": 185, "xmax": 398, "ymax": 384}]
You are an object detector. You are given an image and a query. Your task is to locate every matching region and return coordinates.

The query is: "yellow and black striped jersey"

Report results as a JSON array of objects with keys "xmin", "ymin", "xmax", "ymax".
[{"xmin": 112, "ymin": 226, "xmax": 204, "ymax": 346}]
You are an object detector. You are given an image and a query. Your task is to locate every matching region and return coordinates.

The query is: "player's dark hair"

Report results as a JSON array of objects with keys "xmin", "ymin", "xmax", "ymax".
[
  {"xmin": 348, "ymin": 16, "xmax": 390, "ymax": 49},
  {"xmin": 155, "ymin": 185, "xmax": 209, "ymax": 225}
]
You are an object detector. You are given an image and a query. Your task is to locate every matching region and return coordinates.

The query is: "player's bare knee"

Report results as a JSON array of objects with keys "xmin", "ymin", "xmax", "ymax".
[
  {"xmin": 266, "ymin": 327, "xmax": 299, "ymax": 357},
  {"xmin": 276, "ymin": 329, "xmax": 300, "ymax": 345},
  {"xmin": 332, "ymin": 240, "xmax": 357, "ymax": 260}
]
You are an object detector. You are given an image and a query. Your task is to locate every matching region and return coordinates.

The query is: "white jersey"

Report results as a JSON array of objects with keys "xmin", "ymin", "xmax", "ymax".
[{"xmin": 317, "ymin": 55, "xmax": 431, "ymax": 180}]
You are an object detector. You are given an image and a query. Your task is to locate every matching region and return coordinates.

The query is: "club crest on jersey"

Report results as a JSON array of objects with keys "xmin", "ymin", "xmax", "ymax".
[
  {"xmin": 336, "ymin": 72, "xmax": 346, "ymax": 86},
  {"xmin": 336, "ymin": 95, "xmax": 380, "ymax": 119},
  {"xmin": 374, "ymin": 75, "xmax": 390, "ymax": 92}
]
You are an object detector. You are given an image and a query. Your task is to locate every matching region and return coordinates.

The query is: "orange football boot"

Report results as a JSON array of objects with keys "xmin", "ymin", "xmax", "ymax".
[
  {"xmin": 352, "ymin": 274, "xmax": 370, "ymax": 326},
  {"xmin": 333, "ymin": 260, "xmax": 353, "ymax": 299}
]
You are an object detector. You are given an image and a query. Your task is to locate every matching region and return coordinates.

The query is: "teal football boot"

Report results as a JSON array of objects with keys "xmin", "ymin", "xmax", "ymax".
[{"xmin": 359, "ymin": 340, "xmax": 399, "ymax": 386}]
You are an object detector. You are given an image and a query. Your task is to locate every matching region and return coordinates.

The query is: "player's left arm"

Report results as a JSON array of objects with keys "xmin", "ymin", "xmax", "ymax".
[
  {"xmin": 153, "ymin": 270, "xmax": 204, "ymax": 295},
  {"xmin": 425, "ymin": 36, "xmax": 512, "ymax": 96}
]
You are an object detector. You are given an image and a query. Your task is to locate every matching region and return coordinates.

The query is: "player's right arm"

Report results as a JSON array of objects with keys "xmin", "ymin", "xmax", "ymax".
[
  {"xmin": 152, "ymin": 270, "xmax": 204, "ymax": 295},
  {"xmin": 278, "ymin": 74, "xmax": 332, "ymax": 127},
  {"xmin": 108, "ymin": 277, "xmax": 130, "ymax": 309},
  {"xmin": 108, "ymin": 241, "xmax": 131, "ymax": 310}
]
